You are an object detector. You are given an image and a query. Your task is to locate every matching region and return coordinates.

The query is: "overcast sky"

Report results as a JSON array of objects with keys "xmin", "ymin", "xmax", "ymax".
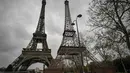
[{"xmin": 0, "ymin": 0, "xmax": 91, "ymax": 68}]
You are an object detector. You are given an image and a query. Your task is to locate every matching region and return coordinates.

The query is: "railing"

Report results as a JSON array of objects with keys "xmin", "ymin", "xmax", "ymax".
[
  {"xmin": 1, "ymin": 72, "xmax": 29, "ymax": 73},
  {"xmin": 0, "ymin": 70, "xmax": 38, "ymax": 73},
  {"xmin": 0, "ymin": 72, "xmax": 41, "ymax": 73}
]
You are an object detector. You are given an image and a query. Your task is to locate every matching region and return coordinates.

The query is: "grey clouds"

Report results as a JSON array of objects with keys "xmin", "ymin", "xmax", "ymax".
[{"xmin": 0, "ymin": 0, "xmax": 91, "ymax": 68}]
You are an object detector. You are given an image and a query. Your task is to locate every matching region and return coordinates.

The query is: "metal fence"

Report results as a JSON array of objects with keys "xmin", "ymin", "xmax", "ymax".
[{"xmin": 0, "ymin": 71, "xmax": 37, "ymax": 73}]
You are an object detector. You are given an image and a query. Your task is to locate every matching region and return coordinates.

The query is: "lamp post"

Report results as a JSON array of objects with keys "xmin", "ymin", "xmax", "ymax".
[
  {"xmin": 71, "ymin": 14, "xmax": 84, "ymax": 73},
  {"xmin": 71, "ymin": 14, "xmax": 82, "ymax": 47}
]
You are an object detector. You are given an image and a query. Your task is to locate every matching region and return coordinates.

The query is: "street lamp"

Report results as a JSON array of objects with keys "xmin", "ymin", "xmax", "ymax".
[
  {"xmin": 71, "ymin": 14, "xmax": 84, "ymax": 73},
  {"xmin": 71, "ymin": 14, "xmax": 82, "ymax": 47}
]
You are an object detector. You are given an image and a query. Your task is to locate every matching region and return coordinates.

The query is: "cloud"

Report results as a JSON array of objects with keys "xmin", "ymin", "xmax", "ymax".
[{"xmin": 0, "ymin": 0, "xmax": 91, "ymax": 68}]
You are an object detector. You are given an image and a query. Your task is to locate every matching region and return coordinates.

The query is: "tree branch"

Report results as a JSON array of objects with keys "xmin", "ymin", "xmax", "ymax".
[{"xmin": 120, "ymin": 7, "xmax": 130, "ymax": 18}]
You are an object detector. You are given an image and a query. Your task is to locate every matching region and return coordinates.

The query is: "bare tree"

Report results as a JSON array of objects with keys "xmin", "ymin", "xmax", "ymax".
[
  {"xmin": 88, "ymin": 0, "xmax": 130, "ymax": 51},
  {"xmin": 94, "ymin": 31, "xmax": 118, "ymax": 61},
  {"xmin": 94, "ymin": 29, "xmax": 130, "ymax": 59}
]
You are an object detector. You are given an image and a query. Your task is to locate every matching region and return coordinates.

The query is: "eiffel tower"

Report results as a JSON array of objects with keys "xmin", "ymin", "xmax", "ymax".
[
  {"xmin": 47, "ymin": 1, "xmax": 100, "ymax": 73},
  {"xmin": 56, "ymin": 0, "xmax": 86, "ymax": 70},
  {"xmin": 5, "ymin": 0, "xmax": 53, "ymax": 71},
  {"xmin": 48, "ymin": 0, "xmax": 86, "ymax": 70},
  {"xmin": 57, "ymin": 0, "xmax": 86, "ymax": 55}
]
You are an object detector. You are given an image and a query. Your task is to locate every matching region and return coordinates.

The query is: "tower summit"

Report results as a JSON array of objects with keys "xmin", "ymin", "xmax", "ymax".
[
  {"xmin": 64, "ymin": 0, "xmax": 73, "ymax": 31},
  {"xmin": 36, "ymin": 0, "xmax": 46, "ymax": 33}
]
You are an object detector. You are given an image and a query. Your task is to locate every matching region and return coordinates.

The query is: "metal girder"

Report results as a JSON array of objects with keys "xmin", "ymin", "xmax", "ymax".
[{"xmin": 58, "ymin": 46, "xmax": 86, "ymax": 55}]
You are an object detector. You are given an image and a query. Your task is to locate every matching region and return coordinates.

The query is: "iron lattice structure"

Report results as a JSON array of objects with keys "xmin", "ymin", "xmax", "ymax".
[
  {"xmin": 58, "ymin": 0, "xmax": 86, "ymax": 55},
  {"xmin": 5, "ymin": 0, "xmax": 53, "ymax": 71},
  {"xmin": 49, "ymin": 0, "xmax": 100, "ymax": 70},
  {"xmin": 47, "ymin": 0, "xmax": 86, "ymax": 70}
]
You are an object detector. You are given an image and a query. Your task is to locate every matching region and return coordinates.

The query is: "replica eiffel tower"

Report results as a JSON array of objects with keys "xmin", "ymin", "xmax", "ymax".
[
  {"xmin": 47, "ymin": 1, "xmax": 100, "ymax": 73},
  {"xmin": 48, "ymin": 0, "xmax": 86, "ymax": 70},
  {"xmin": 5, "ymin": 0, "xmax": 53, "ymax": 71},
  {"xmin": 45, "ymin": 1, "xmax": 100, "ymax": 73},
  {"xmin": 57, "ymin": 0, "xmax": 86, "ymax": 55},
  {"xmin": 56, "ymin": 0, "xmax": 86, "ymax": 70}
]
